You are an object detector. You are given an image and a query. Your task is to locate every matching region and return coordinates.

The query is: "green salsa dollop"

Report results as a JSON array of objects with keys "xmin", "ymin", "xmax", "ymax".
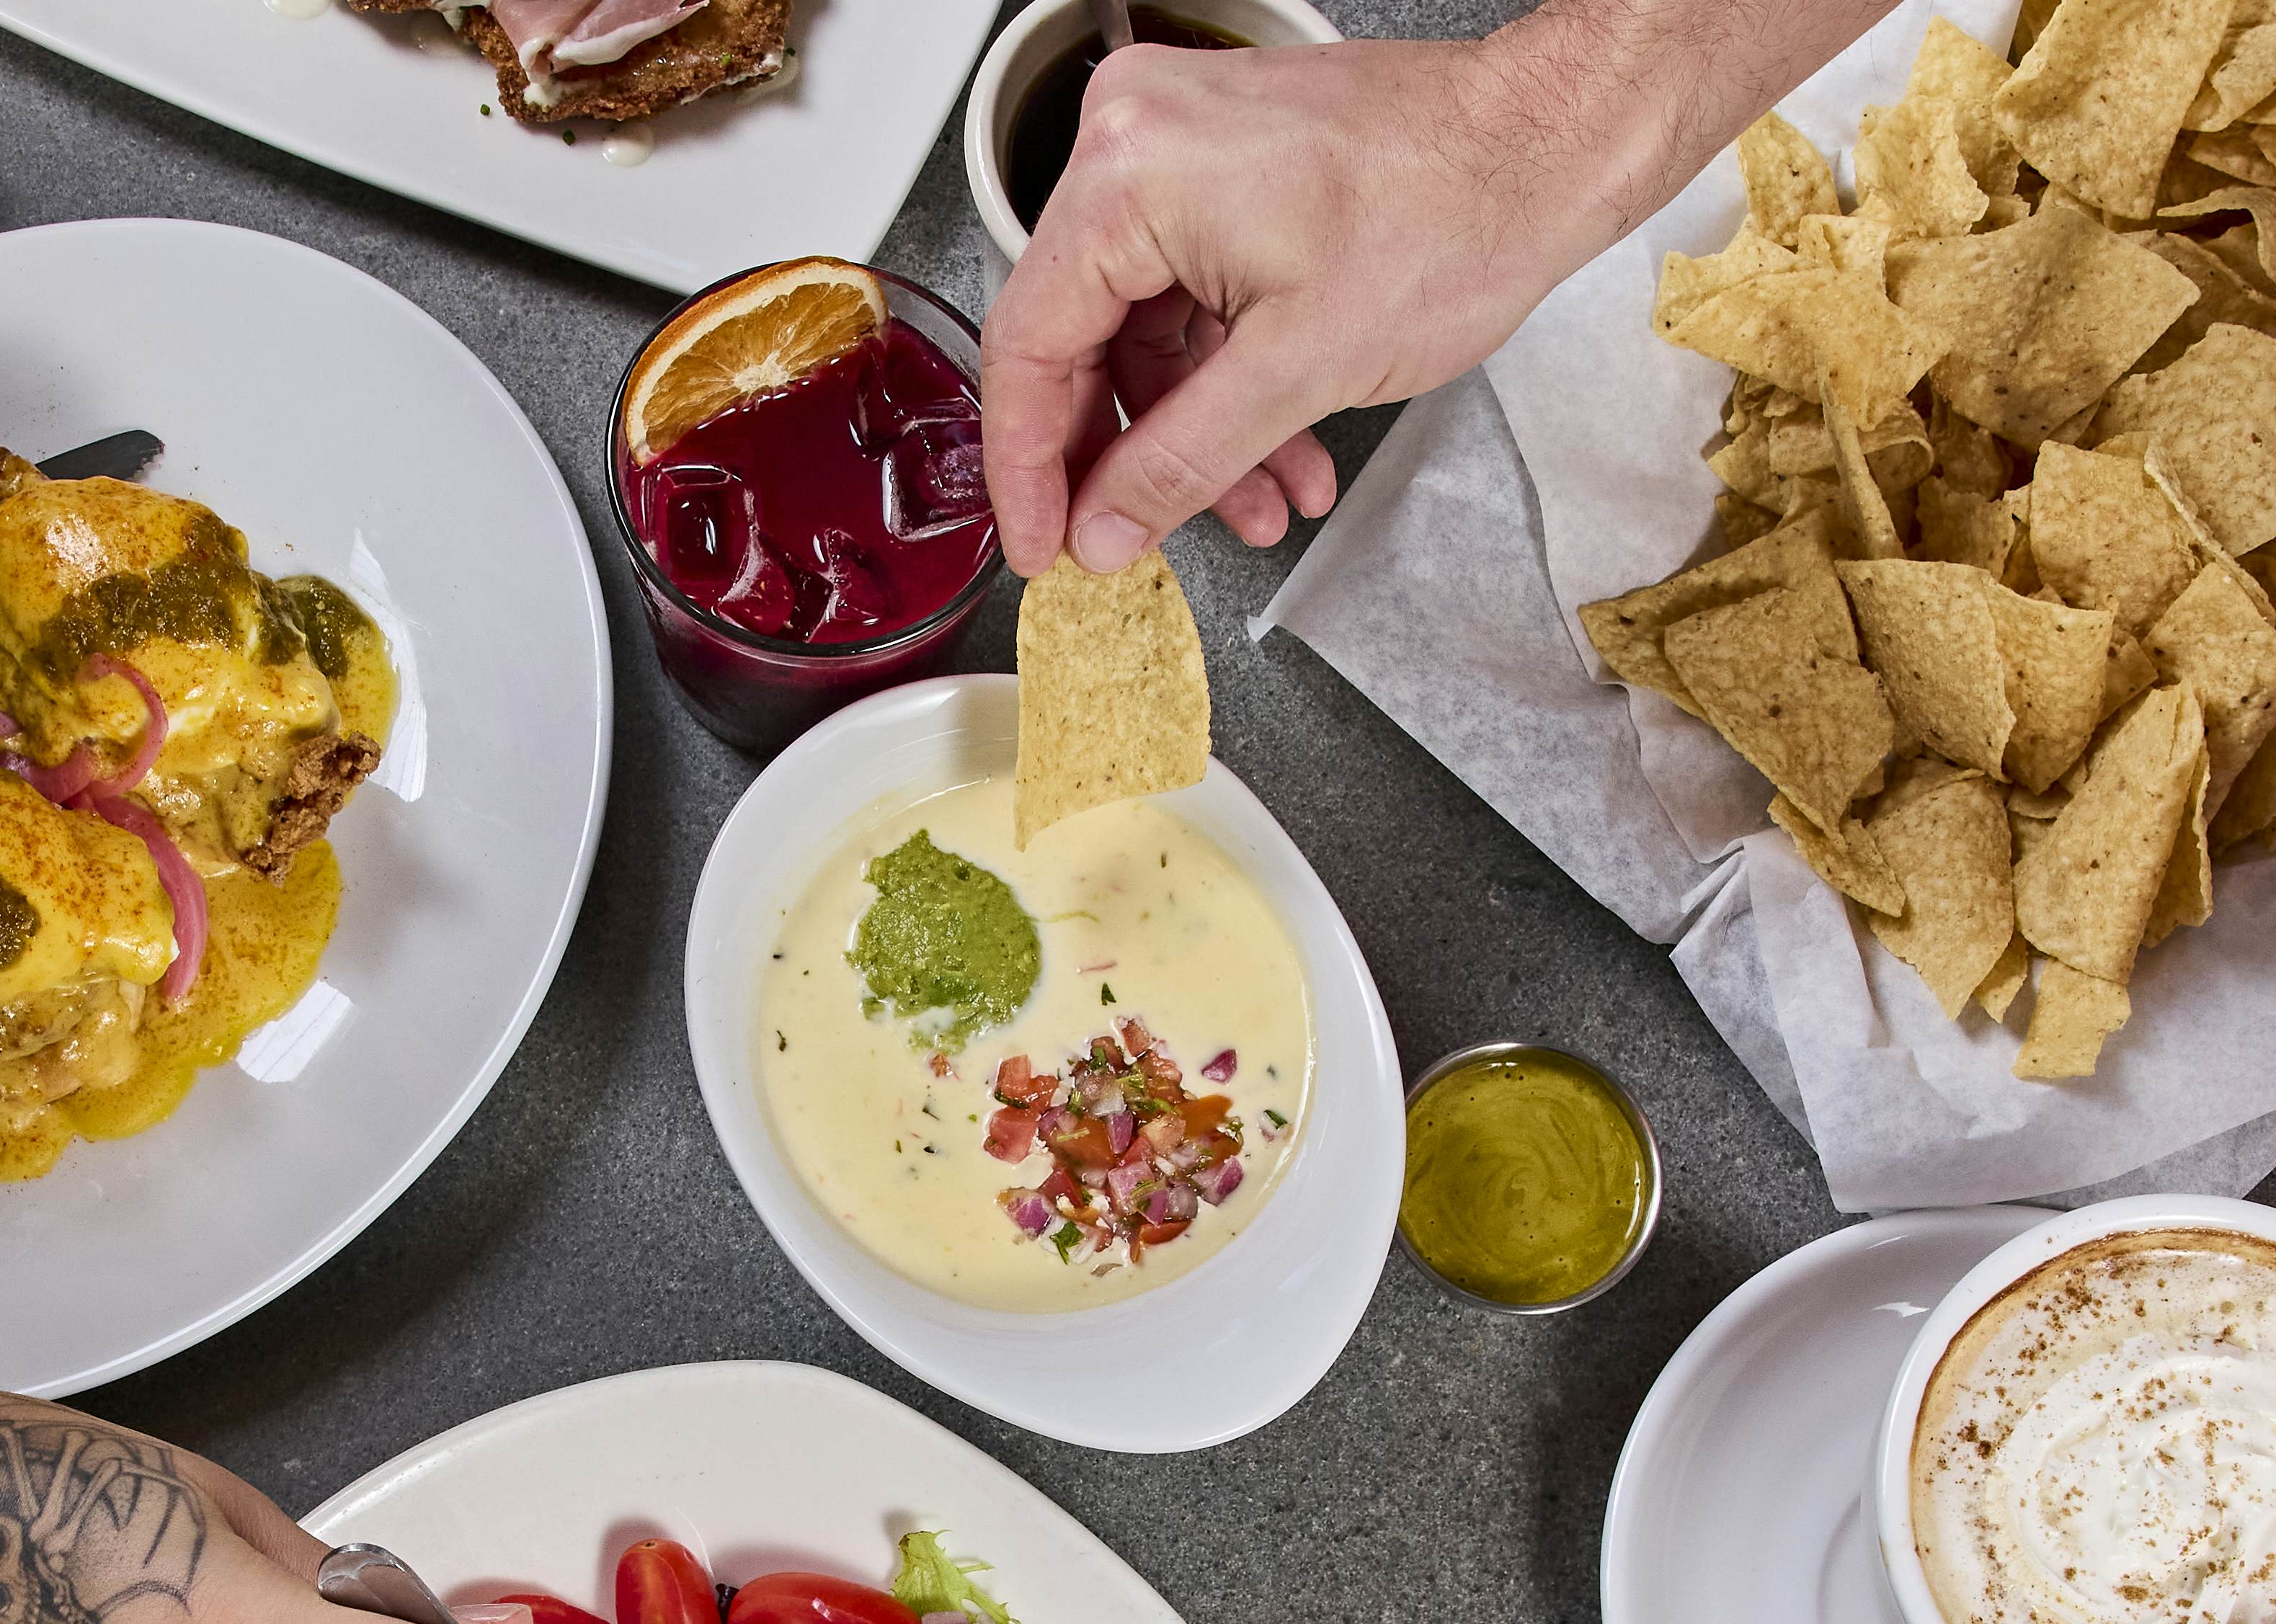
[
  {"xmin": 1399, "ymin": 1052, "xmax": 1648, "ymax": 1305},
  {"xmin": 847, "ymin": 830, "xmax": 1040, "ymax": 1054}
]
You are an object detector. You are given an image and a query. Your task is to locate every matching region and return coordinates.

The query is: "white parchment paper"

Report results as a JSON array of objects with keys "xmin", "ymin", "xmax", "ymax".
[{"xmin": 1253, "ymin": 0, "xmax": 2276, "ymax": 1212}]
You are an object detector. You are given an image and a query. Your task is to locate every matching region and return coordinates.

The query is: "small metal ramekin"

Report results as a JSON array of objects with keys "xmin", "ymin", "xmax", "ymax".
[{"xmin": 1396, "ymin": 1040, "xmax": 1663, "ymax": 1316}]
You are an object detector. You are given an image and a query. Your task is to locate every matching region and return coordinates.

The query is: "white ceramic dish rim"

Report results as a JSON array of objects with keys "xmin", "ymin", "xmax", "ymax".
[
  {"xmin": 1, "ymin": 218, "xmax": 612, "ymax": 1397},
  {"xmin": 683, "ymin": 672, "xmax": 1402, "ymax": 1453},
  {"xmin": 961, "ymin": 0, "xmax": 1343, "ymax": 267},
  {"xmin": 1869, "ymin": 1193, "xmax": 2276, "ymax": 1624},
  {"xmin": 300, "ymin": 1359, "xmax": 1183, "ymax": 1623},
  {"xmin": 1599, "ymin": 1204, "xmax": 2056, "ymax": 1624}
]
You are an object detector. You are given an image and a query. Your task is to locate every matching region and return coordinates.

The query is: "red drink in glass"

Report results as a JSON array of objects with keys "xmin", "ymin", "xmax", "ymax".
[{"xmin": 608, "ymin": 263, "xmax": 1001, "ymax": 755}]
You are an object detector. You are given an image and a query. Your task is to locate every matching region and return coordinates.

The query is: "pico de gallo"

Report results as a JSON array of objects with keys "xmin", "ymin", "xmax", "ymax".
[
  {"xmin": 987, "ymin": 1015, "xmax": 1247, "ymax": 1267},
  {"xmin": 499, "ymin": 1530, "xmax": 1012, "ymax": 1624}
]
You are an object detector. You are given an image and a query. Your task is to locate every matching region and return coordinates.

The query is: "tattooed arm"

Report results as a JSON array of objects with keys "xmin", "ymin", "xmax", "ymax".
[{"xmin": 0, "ymin": 1396, "xmax": 522, "ymax": 1624}]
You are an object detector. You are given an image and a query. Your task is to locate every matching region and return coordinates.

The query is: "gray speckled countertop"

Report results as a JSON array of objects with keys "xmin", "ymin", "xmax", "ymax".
[{"xmin": 2, "ymin": 6, "xmax": 1863, "ymax": 1620}]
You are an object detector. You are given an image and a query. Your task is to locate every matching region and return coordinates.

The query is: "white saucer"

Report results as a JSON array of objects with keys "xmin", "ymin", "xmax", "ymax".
[{"xmin": 1601, "ymin": 1205, "xmax": 2053, "ymax": 1624}]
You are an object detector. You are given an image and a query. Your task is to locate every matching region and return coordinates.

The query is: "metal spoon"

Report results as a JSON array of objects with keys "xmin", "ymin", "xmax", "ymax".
[
  {"xmin": 1087, "ymin": 0, "xmax": 1134, "ymax": 53},
  {"xmin": 316, "ymin": 1543, "xmax": 461, "ymax": 1624}
]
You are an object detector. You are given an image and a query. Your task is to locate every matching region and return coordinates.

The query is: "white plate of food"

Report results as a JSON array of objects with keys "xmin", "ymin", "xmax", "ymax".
[
  {"xmin": 685, "ymin": 673, "xmax": 1403, "ymax": 1453},
  {"xmin": 304, "ymin": 1360, "xmax": 1183, "ymax": 1623},
  {"xmin": 0, "ymin": 217, "xmax": 609, "ymax": 1396},
  {"xmin": 1599, "ymin": 1204, "xmax": 2054, "ymax": 1624},
  {"xmin": 0, "ymin": 0, "xmax": 1000, "ymax": 293}
]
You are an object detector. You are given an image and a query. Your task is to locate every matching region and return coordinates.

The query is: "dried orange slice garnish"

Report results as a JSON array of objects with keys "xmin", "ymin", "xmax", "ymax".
[{"xmin": 623, "ymin": 257, "xmax": 888, "ymax": 465}]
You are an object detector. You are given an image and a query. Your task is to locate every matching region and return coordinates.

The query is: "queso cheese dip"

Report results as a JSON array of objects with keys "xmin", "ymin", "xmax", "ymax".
[{"xmin": 757, "ymin": 775, "xmax": 1313, "ymax": 1312}]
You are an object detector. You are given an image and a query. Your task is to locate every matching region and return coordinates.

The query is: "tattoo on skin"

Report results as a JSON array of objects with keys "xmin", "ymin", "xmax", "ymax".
[{"xmin": 0, "ymin": 1405, "xmax": 207, "ymax": 1624}]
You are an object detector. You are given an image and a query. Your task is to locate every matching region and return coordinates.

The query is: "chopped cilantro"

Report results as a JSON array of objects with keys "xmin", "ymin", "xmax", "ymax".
[
  {"xmin": 561, "ymin": 128, "xmax": 577, "ymax": 145},
  {"xmin": 1264, "ymin": 1108, "xmax": 1289, "ymax": 1129},
  {"xmin": 479, "ymin": 103, "xmax": 492, "ymax": 117},
  {"xmin": 1049, "ymin": 1222, "xmax": 1082, "ymax": 1264},
  {"xmin": 775, "ymin": 1030, "xmax": 787, "ymax": 1052},
  {"xmin": 1099, "ymin": 982, "xmax": 1116, "ymax": 1005}
]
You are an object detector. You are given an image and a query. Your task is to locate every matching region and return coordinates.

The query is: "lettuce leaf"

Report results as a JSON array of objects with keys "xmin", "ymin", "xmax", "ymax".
[{"xmin": 889, "ymin": 1530, "xmax": 1015, "ymax": 1624}]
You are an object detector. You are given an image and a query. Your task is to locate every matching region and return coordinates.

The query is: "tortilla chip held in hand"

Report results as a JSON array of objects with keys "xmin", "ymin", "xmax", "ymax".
[{"xmin": 1014, "ymin": 550, "xmax": 1212, "ymax": 849}]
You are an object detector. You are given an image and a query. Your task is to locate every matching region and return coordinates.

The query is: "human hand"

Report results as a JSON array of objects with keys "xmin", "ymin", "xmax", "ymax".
[
  {"xmin": 0, "ymin": 1394, "xmax": 527, "ymax": 1624},
  {"xmin": 980, "ymin": 0, "xmax": 1902, "ymax": 576}
]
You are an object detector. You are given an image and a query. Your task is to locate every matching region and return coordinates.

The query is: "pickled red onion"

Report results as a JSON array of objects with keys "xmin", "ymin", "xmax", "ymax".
[
  {"xmin": 2, "ymin": 744, "xmax": 98, "ymax": 803},
  {"xmin": 88, "ymin": 794, "xmax": 205, "ymax": 1004},
  {"xmin": 84, "ymin": 655, "xmax": 166, "ymax": 795}
]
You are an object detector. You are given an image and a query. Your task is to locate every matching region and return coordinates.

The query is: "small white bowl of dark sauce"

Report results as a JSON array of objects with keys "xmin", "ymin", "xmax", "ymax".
[{"xmin": 963, "ymin": 0, "xmax": 1342, "ymax": 267}]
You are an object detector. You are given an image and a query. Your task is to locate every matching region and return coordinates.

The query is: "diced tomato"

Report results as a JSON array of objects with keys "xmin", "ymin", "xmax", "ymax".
[
  {"xmin": 1114, "ymin": 1016, "xmax": 1154, "ymax": 1056},
  {"xmin": 1181, "ymin": 1094, "xmax": 1233, "ymax": 1141},
  {"xmin": 1048, "ymin": 1114, "xmax": 1120, "ymax": 1174},
  {"xmin": 983, "ymin": 1105, "xmax": 1040, "ymax": 1162},
  {"xmin": 928, "ymin": 1053, "xmax": 955, "ymax": 1079},
  {"xmin": 992, "ymin": 1053, "xmax": 1054, "ymax": 1106},
  {"xmin": 1138, "ymin": 1220, "xmax": 1192, "ymax": 1248},
  {"xmin": 615, "ymin": 1539, "xmax": 716, "ymax": 1624},
  {"xmin": 1040, "ymin": 1166, "xmax": 1079, "ymax": 1204},
  {"xmin": 1139, "ymin": 1113, "xmax": 1185, "ymax": 1156},
  {"xmin": 496, "ymin": 1599, "xmax": 611, "ymax": 1624},
  {"xmin": 726, "ymin": 1573, "xmax": 922, "ymax": 1624},
  {"xmin": 1137, "ymin": 1048, "xmax": 1184, "ymax": 1095}
]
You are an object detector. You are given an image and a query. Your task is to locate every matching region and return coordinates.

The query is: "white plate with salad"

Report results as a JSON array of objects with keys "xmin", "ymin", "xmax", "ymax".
[{"xmin": 303, "ymin": 1360, "xmax": 1184, "ymax": 1624}]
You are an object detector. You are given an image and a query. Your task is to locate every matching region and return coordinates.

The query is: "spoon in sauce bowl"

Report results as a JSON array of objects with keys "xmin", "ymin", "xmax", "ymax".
[{"xmin": 1088, "ymin": 0, "xmax": 1136, "ymax": 53}]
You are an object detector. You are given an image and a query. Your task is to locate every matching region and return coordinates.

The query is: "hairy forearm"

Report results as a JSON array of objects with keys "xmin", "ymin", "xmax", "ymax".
[{"xmin": 1457, "ymin": 0, "xmax": 1900, "ymax": 281}]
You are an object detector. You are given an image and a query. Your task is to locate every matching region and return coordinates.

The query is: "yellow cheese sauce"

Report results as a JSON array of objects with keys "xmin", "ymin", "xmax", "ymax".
[
  {"xmin": 1399, "ymin": 1051, "xmax": 1649, "ymax": 1305},
  {"xmin": 0, "ymin": 841, "xmax": 342, "ymax": 1180},
  {"xmin": 759, "ymin": 777, "xmax": 1314, "ymax": 1312}
]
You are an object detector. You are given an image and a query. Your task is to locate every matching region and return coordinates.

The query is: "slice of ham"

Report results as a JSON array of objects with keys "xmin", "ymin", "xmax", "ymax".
[
  {"xmin": 552, "ymin": 0, "xmax": 710, "ymax": 66},
  {"xmin": 483, "ymin": 0, "xmax": 601, "ymax": 72}
]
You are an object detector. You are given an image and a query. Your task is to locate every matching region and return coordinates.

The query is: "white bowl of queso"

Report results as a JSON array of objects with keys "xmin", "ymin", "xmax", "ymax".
[{"xmin": 685, "ymin": 672, "xmax": 1401, "ymax": 1451}]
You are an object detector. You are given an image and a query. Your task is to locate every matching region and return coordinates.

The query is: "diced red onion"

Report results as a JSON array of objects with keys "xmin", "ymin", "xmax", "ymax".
[
  {"xmin": 1077, "ymin": 1166, "xmax": 1107, "ymax": 1190},
  {"xmin": 1145, "ymin": 1182, "xmax": 1199, "ymax": 1226},
  {"xmin": 84, "ymin": 656, "xmax": 168, "ymax": 797},
  {"xmin": 0, "ymin": 712, "xmax": 17, "ymax": 737},
  {"xmin": 1166, "ymin": 1140, "xmax": 1209, "ymax": 1172},
  {"xmin": 1075, "ymin": 1072, "xmax": 1124, "ymax": 1114},
  {"xmin": 1194, "ymin": 1156, "xmax": 1245, "ymax": 1205},
  {"xmin": 1103, "ymin": 1108, "xmax": 1134, "ymax": 1155},
  {"xmin": 89, "ymin": 793, "xmax": 205, "ymax": 1003},
  {"xmin": 999, "ymin": 1188, "xmax": 1054, "ymax": 1237},
  {"xmin": 1037, "ymin": 1105, "xmax": 1076, "ymax": 1145},
  {"xmin": 1201, "ymin": 1048, "xmax": 1237, "ymax": 1083},
  {"xmin": 1106, "ymin": 1161, "xmax": 1152, "ymax": 1215},
  {"xmin": 1140, "ymin": 1114, "xmax": 1185, "ymax": 1155}
]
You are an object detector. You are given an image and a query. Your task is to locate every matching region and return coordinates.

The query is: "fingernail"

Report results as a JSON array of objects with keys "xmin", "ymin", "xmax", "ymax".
[
  {"xmin": 453, "ymin": 1607, "xmax": 533, "ymax": 1624},
  {"xmin": 1070, "ymin": 512, "xmax": 1150, "ymax": 574}
]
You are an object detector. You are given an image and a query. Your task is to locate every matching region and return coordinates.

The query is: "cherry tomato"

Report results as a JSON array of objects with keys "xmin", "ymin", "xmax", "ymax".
[
  {"xmin": 617, "ymin": 1538, "xmax": 719, "ymax": 1624},
  {"xmin": 495, "ymin": 1600, "xmax": 611, "ymax": 1624},
  {"xmin": 725, "ymin": 1572, "xmax": 922, "ymax": 1624}
]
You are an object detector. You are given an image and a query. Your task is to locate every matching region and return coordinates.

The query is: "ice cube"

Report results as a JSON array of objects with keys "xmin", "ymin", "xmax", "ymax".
[
  {"xmin": 848, "ymin": 339, "xmax": 904, "ymax": 455},
  {"xmin": 805, "ymin": 527, "xmax": 896, "ymax": 636},
  {"xmin": 883, "ymin": 419, "xmax": 991, "ymax": 542},
  {"xmin": 711, "ymin": 530, "xmax": 797, "ymax": 637},
  {"xmin": 652, "ymin": 463, "xmax": 754, "ymax": 590}
]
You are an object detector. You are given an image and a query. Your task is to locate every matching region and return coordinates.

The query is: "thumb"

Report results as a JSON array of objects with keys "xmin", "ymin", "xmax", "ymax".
[{"xmin": 1065, "ymin": 316, "xmax": 1326, "ymax": 571}]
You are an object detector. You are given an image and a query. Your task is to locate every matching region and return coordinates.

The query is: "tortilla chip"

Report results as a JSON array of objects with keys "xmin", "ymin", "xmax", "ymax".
[
  {"xmin": 1926, "ymin": 396, "xmax": 2016, "ymax": 497},
  {"xmin": 1769, "ymin": 793, "xmax": 1907, "ymax": 915},
  {"xmin": 1014, "ymin": 551, "xmax": 1210, "ymax": 848},
  {"xmin": 2014, "ymin": 960, "xmax": 2133, "ymax": 1079},
  {"xmin": 1991, "ymin": 0, "xmax": 2233, "ymax": 219},
  {"xmin": 1820, "ymin": 378, "xmax": 1907, "ymax": 560},
  {"xmin": 1666, "ymin": 267, "xmax": 1950, "ymax": 418},
  {"xmin": 1737, "ymin": 111, "xmax": 1841, "ymax": 248},
  {"xmin": 2136, "ymin": 233, "xmax": 2276, "ymax": 372},
  {"xmin": 2102, "ymin": 627, "xmax": 2161, "ymax": 719},
  {"xmin": 2009, "ymin": 782, "xmax": 2071, "ymax": 819},
  {"xmin": 2092, "ymin": 323, "xmax": 2276, "ymax": 555},
  {"xmin": 1907, "ymin": 17, "xmax": 2022, "ymax": 194},
  {"xmin": 1857, "ymin": 98, "xmax": 1991, "ymax": 240},
  {"xmin": 2026, "ymin": 442, "xmax": 2202, "ymax": 636},
  {"xmin": 1654, "ymin": 226, "xmax": 1798, "ymax": 335},
  {"xmin": 1864, "ymin": 772, "xmax": 2015, "ymax": 1018},
  {"xmin": 1837, "ymin": 559, "xmax": 2015, "ymax": 773},
  {"xmin": 2014, "ymin": 685, "xmax": 2205, "ymax": 980},
  {"xmin": 2192, "ymin": 125, "xmax": 2276, "ymax": 187},
  {"xmin": 1916, "ymin": 478, "xmax": 2025, "ymax": 576},
  {"xmin": 1716, "ymin": 492, "xmax": 1784, "ymax": 550},
  {"xmin": 1707, "ymin": 420, "xmax": 1785, "ymax": 511},
  {"xmin": 2144, "ymin": 739, "xmax": 2214, "ymax": 946},
  {"xmin": 2203, "ymin": 220, "xmax": 2276, "ymax": 294},
  {"xmin": 1876, "ymin": 754, "xmax": 1983, "ymax": 819},
  {"xmin": 1885, "ymin": 208, "xmax": 2200, "ymax": 446},
  {"xmin": 2141, "ymin": 562, "xmax": 2276, "ymax": 813},
  {"xmin": 2162, "ymin": 187, "xmax": 2276, "ymax": 283},
  {"xmin": 2187, "ymin": 16, "xmax": 2276, "ymax": 132},
  {"xmin": 1577, "ymin": 512, "xmax": 1857, "ymax": 716},
  {"xmin": 1767, "ymin": 398, "xmax": 1932, "ymax": 491},
  {"xmin": 1988, "ymin": 589, "xmax": 2117, "ymax": 792},
  {"xmin": 1661, "ymin": 587, "xmax": 1895, "ymax": 833},
  {"xmin": 1794, "ymin": 213, "xmax": 1895, "ymax": 279},
  {"xmin": 2210, "ymin": 727, "xmax": 2276, "ymax": 846},
  {"xmin": 1975, "ymin": 931, "xmax": 2032, "ymax": 1020}
]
